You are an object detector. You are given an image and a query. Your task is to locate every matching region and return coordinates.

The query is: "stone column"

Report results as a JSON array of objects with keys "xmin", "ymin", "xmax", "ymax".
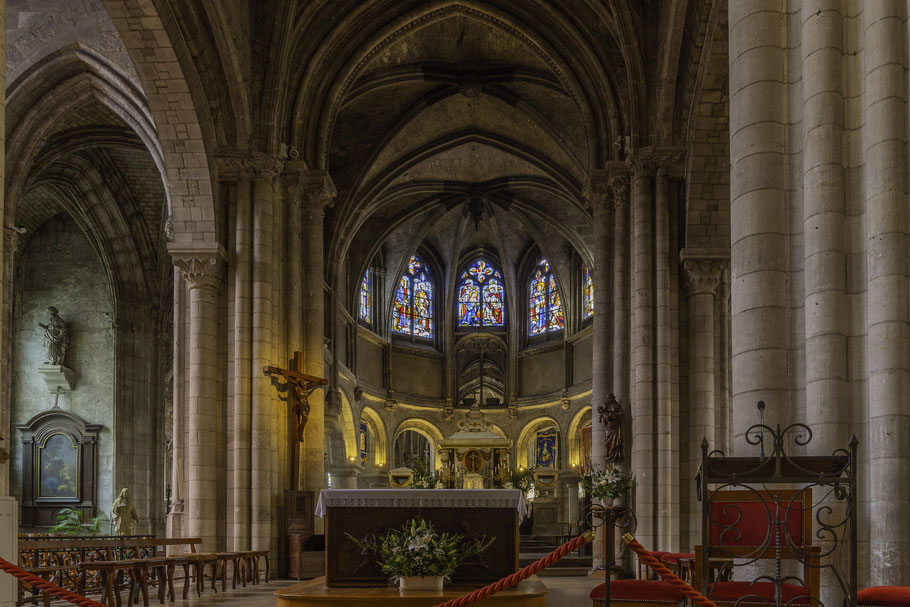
[
  {"xmin": 170, "ymin": 246, "xmax": 226, "ymax": 552},
  {"xmin": 583, "ymin": 170, "xmax": 612, "ymax": 569},
  {"xmin": 681, "ymin": 256, "xmax": 726, "ymax": 549},
  {"xmin": 301, "ymin": 172, "xmax": 336, "ymax": 534},
  {"xmin": 802, "ymin": 0, "xmax": 847, "ymax": 454},
  {"xmin": 729, "ymin": 0, "xmax": 790, "ymax": 443},
  {"xmin": 862, "ymin": 1, "xmax": 910, "ymax": 586},
  {"xmin": 610, "ymin": 175, "xmax": 630, "ymax": 425},
  {"xmin": 0, "ymin": 227, "xmax": 19, "ymax": 496},
  {"xmin": 167, "ymin": 269, "xmax": 187, "ymax": 542},
  {"xmin": 249, "ymin": 154, "xmax": 282, "ymax": 552},
  {"xmin": 628, "ymin": 152, "xmax": 656, "ymax": 550}
]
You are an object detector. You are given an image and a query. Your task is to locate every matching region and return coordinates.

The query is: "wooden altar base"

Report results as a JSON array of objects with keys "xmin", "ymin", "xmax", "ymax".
[{"xmin": 274, "ymin": 576, "xmax": 548, "ymax": 607}]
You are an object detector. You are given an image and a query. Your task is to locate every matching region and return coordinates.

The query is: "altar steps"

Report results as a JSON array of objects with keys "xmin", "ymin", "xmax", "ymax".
[{"xmin": 519, "ymin": 535, "xmax": 591, "ymax": 576}]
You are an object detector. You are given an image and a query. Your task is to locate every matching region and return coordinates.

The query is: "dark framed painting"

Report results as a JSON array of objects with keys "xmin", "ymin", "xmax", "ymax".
[{"xmin": 37, "ymin": 432, "xmax": 80, "ymax": 500}]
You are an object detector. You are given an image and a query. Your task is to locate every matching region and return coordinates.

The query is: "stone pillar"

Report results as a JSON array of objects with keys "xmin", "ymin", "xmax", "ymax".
[
  {"xmin": 583, "ymin": 170, "xmax": 612, "ymax": 569},
  {"xmin": 249, "ymin": 154, "xmax": 282, "ymax": 552},
  {"xmin": 301, "ymin": 172, "xmax": 335, "ymax": 534},
  {"xmin": 862, "ymin": 1, "xmax": 910, "ymax": 586},
  {"xmin": 681, "ymin": 256, "xmax": 726, "ymax": 549},
  {"xmin": 628, "ymin": 152, "xmax": 656, "ymax": 550},
  {"xmin": 729, "ymin": 0, "xmax": 790, "ymax": 443},
  {"xmin": 167, "ymin": 269, "xmax": 187, "ymax": 542},
  {"xmin": 0, "ymin": 228, "xmax": 18, "ymax": 497},
  {"xmin": 610, "ymin": 175, "xmax": 630, "ymax": 424},
  {"xmin": 170, "ymin": 246, "xmax": 226, "ymax": 552}
]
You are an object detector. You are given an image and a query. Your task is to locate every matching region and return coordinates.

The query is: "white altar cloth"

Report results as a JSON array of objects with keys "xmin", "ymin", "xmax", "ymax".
[{"xmin": 315, "ymin": 488, "xmax": 527, "ymax": 520}]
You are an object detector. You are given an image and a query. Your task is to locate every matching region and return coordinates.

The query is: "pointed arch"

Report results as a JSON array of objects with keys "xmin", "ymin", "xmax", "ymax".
[{"xmin": 359, "ymin": 406, "xmax": 388, "ymax": 468}]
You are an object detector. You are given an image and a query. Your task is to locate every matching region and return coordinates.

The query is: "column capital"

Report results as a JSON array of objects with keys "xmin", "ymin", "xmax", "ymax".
[
  {"xmin": 216, "ymin": 151, "xmax": 286, "ymax": 182},
  {"xmin": 169, "ymin": 244, "xmax": 227, "ymax": 289},
  {"xmin": 610, "ymin": 175, "xmax": 630, "ymax": 207},
  {"xmin": 626, "ymin": 147, "xmax": 686, "ymax": 177},
  {"xmin": 681, "ymin": 258, "xmax": 728, "ymax": 296},
  {"xmin": 283, "ymin": 161, "xmax": 337, "ymax": 211},
  {"xmin": 583, "ymin": 171, "xmax": 613, "ymax": 213},
  {"xmin": 3, "ymin": 225, "xmax": 26, "ymax": 259}
]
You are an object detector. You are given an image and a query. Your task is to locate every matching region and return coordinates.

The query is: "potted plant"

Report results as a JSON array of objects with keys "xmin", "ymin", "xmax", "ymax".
[
  {"xmin": 348, "ymin": 517, "xmax": 494, "ymax": 590},
  {"xmin": 582, "ymin": 464, "xmax": 633, "ymax": 504},
  {"xmin": 49, "ymin": 507, "xmax": 109, "ymax": 536},
  {"xmin": 410, "ymin": 457, "xmax": 445, "ymax": 489},
  {"xmin": 499, "ymin": 467, "xmax": 535, "ymax": 493}
]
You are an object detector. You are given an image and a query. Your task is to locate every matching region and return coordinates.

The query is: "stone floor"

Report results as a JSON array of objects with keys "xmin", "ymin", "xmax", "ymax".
[{"xmin": 142, "ymin": 576, "xmax": 601, "ymax": 606}]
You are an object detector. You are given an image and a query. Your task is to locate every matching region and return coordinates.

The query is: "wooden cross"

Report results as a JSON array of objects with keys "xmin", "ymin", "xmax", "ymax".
[{"xmin": 263, "ymin": 351, "xmax": 327, "ymax": 489}]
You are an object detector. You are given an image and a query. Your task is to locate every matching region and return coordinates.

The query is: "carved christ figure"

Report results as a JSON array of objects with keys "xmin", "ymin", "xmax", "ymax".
[
  {"xmin": 39, "ymin": 307, "xmax": 69, "ymax": 366},
  {"xmin": 599, "ymin": 393, "xmax": 625, "ymax": 463}
]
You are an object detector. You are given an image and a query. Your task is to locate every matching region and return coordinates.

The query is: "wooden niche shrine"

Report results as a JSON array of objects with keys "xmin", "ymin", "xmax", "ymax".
[{"xmin": 16, "ymin": 409, "xmax": 102, "ymax": 527}]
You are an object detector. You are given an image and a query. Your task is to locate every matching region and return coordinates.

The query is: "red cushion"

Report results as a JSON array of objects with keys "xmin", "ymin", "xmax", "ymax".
[
  {"xmin": 590, "ymin": 580, "xmax": 686, "ymax": 602},
  {"xmin": 710, "ymin": 501, "xmax": 804, "ymax": 547},
  {"xmin": 658, "ymin": 552, "xmax": 695, "ymax": 565},
  {"xmin": 858, "ymin": 586, "xmax": 910, "ymax": 607},
  {"xmin": 709, "ymin": 582, "xmax": 810, "ymax": 604}
]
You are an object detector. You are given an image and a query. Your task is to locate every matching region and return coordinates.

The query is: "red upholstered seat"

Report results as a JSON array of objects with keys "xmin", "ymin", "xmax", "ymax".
[
  {"xmin": 858, "ymin": 586, "xmax": 910, "ymax": 607},
  {"xmin": 590, "ymin": 580, "xmax": 686, "ymax": 603},
  {"xmin": 658, "ymin": 552, "xmax": 694, "ymax": 565},
  {"xmin": 709, "ymin": 582, "xmax": 811, "ymax": 604}
]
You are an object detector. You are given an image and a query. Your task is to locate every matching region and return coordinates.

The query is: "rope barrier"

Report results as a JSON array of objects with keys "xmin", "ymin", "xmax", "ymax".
[
  {"xmin": 431, "ymin": 531, "xmax": 594, "ymax": 607},
  {"xmin": 0, "ymin": 555, "xmax": 107, "ymax": 607},
  {"xmin": 621, "ymin": 533, "xmax": 719, "ymax": 607}
]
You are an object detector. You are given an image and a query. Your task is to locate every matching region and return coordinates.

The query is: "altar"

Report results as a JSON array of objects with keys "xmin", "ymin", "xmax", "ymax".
[{"xmin": 316, "ymin": 488, "xmax": 526, "ymax": 587}]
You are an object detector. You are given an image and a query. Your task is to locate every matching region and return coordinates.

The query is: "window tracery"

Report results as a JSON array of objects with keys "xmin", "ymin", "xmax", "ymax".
[
  {"xmin": 528, "ymin": 258, "xmax": 564, "ymax": 336},
  {"xmin": 392, "ymin": 254, "xmax": 433, "ymax": 338},
  {"xmin": 458, "ymin": 259, "xmax": 505, "ymax": 327}
]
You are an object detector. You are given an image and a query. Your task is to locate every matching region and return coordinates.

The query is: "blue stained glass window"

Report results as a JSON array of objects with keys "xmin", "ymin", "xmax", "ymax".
[
  {"xmin": 458, "ymin": 259, "xmax": 505, "ymax": 327},
  {"xmin": 392, "ymin": 254, "xmax": 434, "ymax": 338},
  {"xmin": 529, "ymin": 258, "xmax": 564, "ymax": 336},
  {"xmin": 360, "ymin": 268, "xmax": 372, "ymax": 324},
  {"xmin": 583, "ymin": 267, "xmax": 594, "ymax": 319}
]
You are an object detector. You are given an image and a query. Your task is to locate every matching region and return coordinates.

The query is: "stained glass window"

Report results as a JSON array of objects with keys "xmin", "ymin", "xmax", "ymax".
[
  {"xmin": 360, "ymin": 268, "xmax": 372, "ymax": 324},
  {"xmin": 583, "ymin": 267, "xmax": 594, "ymax": 319},
  {"xmin": 528, "ymin": 258, "xmax": 564, "ymax": 336},
  {"xmin": 392, "ymin": 254, "xmax": 434, "ymax": 338},
  {"xmin": 458, "ymin": 259, "xmax": 505, "ymax": 327}
]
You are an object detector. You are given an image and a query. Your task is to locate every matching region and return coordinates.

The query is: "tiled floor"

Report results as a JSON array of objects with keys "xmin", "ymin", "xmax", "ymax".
[{"xmin": 142, "ymin": 576, "xmax": 600, "ymax": 606}]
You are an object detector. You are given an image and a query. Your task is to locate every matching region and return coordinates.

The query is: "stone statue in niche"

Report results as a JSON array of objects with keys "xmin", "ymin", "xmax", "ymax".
[
  {"xmin": 599, "ymin": 393, "xmax": 624, "ymax": 463},
  {"xmin": 39, "ymin": 307, "xmax": 69, "ymax": 366},
  {"xmin": 112, "ymin": 488, "xmax": 139, "ymax": 536}
]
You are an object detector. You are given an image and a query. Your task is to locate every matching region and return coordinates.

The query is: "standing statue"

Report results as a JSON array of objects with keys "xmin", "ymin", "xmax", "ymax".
[
  {"xmin": 111, "ymin": 488, "xmax": 139, "ymax": 536},
  {"xmin": 598, "ymin": 393, "xmax": 625, "ymax": 463},
  {"xmin": 38, "ymin": 307, "xmax": 69, "ymax": 365}
]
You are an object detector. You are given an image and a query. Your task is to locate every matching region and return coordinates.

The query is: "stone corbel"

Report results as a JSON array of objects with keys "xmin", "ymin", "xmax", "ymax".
[
  {"xmin": 168, "ymin": 243, "xmax": 227, "ymax": 290},
  {"xmin": 680, "ymin": 251, "xmax": 728, "ymax": 297},
  {"xmin": 3, "ymin": 225, "xmax": 27, "ymax": 261}
]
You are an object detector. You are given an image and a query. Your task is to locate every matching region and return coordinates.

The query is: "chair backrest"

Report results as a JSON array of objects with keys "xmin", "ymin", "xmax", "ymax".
[{"xmin": 705, "ymin": 488, "xmax": 812, "ymax": 558}]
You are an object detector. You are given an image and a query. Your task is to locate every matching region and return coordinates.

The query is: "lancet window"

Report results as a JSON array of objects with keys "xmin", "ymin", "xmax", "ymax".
[
  {"xmin": 583, "ymin": 267, "xmax": 593, "ymax": 319},
  {"xmin": 392, "ymin": 254, "xmax": 434, "ymax": 339},
  {"xmin": 359, "ymin": 267, "xmax": 372, "ymax": 324},
  {"xmin": 458, "ymin": 259, "xmax": 505, "ymax": 327},
  {"xmin": 528, "ymin": 258, "xmax": 564, "ymax": 336}
]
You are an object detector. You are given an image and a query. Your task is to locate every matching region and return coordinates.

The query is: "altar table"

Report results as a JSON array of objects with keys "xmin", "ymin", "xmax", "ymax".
[
  {"xmin": 316, "ymin": 489, "xmax": 525, "ymax": 587},
  {"xmin": 274, "ymin": 575, "xmax": 547, "ymax": 607}
]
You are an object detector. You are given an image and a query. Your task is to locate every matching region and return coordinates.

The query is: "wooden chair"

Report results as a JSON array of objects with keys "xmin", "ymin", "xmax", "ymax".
[{"xmin": 695, "ymin": 488, "xmax": 819, "ymax": 606}]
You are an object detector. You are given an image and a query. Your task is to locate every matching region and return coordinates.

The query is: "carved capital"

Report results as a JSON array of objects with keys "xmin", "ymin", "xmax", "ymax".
[
  {"xmin": 681, "ymin": 259, "xmax": 728, "ymax": 296},
  {"xmin": 583, "ymin": 171, "xmax": 613, "ymax": 213},
  {"xmin": 305, "ymin": 171, "xmax": 337, "ymax": 210},
  {"xmin": 626, "ymin": 150, "xmax": 659, "ymax": 176},
  {"xmin": 610, "ymin": 175, "xmax": 630, "ymax": 207},
  {"xmin": 247, "ymin": 152, "xmax": 285, "ymax": 182},
  {"xmin": 169, "ymin": 245, "xmax": 227, "ymax": 290},
  {"xmin": 626, "ymin": 148, "xmax": 685, "ymax": 177},
  {"xmin": 3, "ymin": 226, "xmax": 26, "ymax": 259}
]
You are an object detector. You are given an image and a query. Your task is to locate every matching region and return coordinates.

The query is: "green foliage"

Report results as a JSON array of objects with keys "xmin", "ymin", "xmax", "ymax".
[
  {"xmin": 499, "ymin": 467, "xmax": 535, "ymax": 493},
  {"xmin": 582, "ymin": 464, "xmax": 633, "ymax": 500},
  {"xmin": 347, "ymin": 517, "xmax": 494, "ymax": 580},
  {"xmin": 410, "ymin": 456, "xmax": 444, "ymax": 489},
  {"xmin": 49, "ymin": 507, "xmax": 109, "ymax": 536}
]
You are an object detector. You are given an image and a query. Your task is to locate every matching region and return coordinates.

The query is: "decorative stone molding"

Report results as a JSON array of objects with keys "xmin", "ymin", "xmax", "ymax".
[
  {"xmin": 610, "ymin": 175, "xmax": 630, "ymax": 207},
  {"xmin": 164, "ymin": 216, "xmax": 175, "ymax": 242},
  {"xmin": 583, "ymin": 170, "xmax": 613, "ymax": 213},
  {"xmin": 3, "ymin": 225, "xmax": 27, "ymax": 259},
  {"xmin": 681, "ymin": 259, "xmax": 728, "ymax": 296},
  {"xmin": 306, "ymin": 171, "xmax": 337, "ymax": 210},
  {"xmin": 247, "ymin": 151, "xmax": 285, "ymax": 182},
  {"xmin": 169, "ymin": 244, "xmax": 227, "ymax": 290},
  {"xmin": 626, "ymin": 148, "xmax": 686, "ymax": 177}
]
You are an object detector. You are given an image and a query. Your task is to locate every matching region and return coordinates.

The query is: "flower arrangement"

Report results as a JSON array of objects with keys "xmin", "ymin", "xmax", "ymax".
[
  {"xmin": 582, "ymin": 464, "xmax": 633, "ymax": 500},
  {"xmin": 410, "ymin": 456, "xmax": 445, "ymax": 489},
  {"xmin": 500, "ymin": 467, "xmax": 535, "ymax": 493},
  {"xmin": 347, "ymin": 517, "xmax": 494, "ymax": 582}
]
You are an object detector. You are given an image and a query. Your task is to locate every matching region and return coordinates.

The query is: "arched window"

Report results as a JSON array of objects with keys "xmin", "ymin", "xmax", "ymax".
[
  {"xmin": 392, "ymin": 254, "xmax": 433, "ymax": 338},
  {"xmin": 528, "ymin": 258, "xmax": 564, "ymax": 336},
  {"xmin": 458, "ymin": 259, "xmax": 505, "ymax": 327},
  {"xmin": 583, "ymin": 267, "xmax": 593, "ymax": 319},
  {"xmin": 359, "ymin": 267, "xmax": 372, "ymax": 324}
]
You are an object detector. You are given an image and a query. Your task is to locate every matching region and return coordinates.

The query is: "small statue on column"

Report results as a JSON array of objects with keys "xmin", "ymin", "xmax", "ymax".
[
  {"xmin": 39, "ymin": 307, "xmax": 69, "ymax": 366},
  {"xmin": 599, "ymin": 393, "xmax": 624, "ymax": 463}
]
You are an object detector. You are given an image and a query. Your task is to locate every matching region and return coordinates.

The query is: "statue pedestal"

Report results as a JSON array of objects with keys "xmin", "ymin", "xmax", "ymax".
[
  {"xmin": 0, "ymin": 496, "xmax": 18, "ymax": 607},
  {"xmin": 37, "ymin": 364, "xmax": 74, "ymax": 393}
]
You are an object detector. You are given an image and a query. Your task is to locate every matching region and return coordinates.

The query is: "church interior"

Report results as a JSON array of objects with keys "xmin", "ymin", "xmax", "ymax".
[{"xmin": 0, "ymin": 1, "xmax": 909, "ymax": 606}]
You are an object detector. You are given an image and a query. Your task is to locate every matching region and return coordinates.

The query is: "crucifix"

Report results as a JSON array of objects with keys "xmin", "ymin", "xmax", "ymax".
[{"xmin": 263, "ymin": 351, "xmax": 328, "ymax": 490}]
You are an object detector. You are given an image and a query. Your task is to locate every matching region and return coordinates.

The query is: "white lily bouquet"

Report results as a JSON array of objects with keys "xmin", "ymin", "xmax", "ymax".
[
  {"xmin": 583, "ymin": 463, "xmax": 633, "ymax": 499},
  {"xmin": 347, "ymin": 517, "xmax": 494, "ymax": 583}
]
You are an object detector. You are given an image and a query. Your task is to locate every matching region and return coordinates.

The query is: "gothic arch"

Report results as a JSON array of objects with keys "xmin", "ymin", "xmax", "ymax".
[
  {"xmin": 359, "ymin": 406, "xmax": 388, "ymax": 468},
  {"xmin": 567, "ymin": 406, "xmax": 592, "ymax": 468},
  {"xmin": 515, "ymin": 416, "xmax": 560, "ymax": 469}
]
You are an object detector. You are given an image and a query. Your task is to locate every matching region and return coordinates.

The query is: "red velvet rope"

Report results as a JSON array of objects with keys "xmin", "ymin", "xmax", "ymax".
[
  {"xmin": 431, "ymin": 531, "xmax": 594, "ymax": 607},
  {"xmin": 0, "ymin": 555, "xmax": 108, "ymax": 607},
  {"xmin": 621, "ymin": 533, "xmax": 719, "ymax": 607}
]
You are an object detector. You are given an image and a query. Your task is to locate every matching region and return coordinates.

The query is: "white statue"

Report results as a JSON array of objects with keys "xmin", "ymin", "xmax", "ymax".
[
  {"xmin": 112, "ymin": 488, "xmax": 139, "ymax": 536},
  {"xmin": 38, "ymin": 307, "xmax": 69, "ymax": 365}
]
